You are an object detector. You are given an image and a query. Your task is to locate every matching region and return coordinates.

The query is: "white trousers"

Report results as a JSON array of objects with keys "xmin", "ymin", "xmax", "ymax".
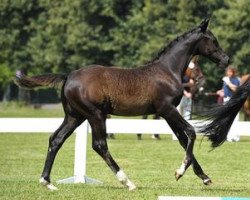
[{"xmin": 224, "ymin": 97, "xmax": 240, "ymax": 142}]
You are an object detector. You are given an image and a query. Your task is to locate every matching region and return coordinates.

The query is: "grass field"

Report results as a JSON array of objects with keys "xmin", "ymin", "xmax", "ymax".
[
  {"xmin": 0, "ymin": 102, "xmax": 250, "ymax": 199},
  {"xmin": 0, "ymin": 102, "xmax": 64, "ymax": 118},
  {"xmin": 0, "ymin": 133, "xmax": 250, "ymax": 200}
]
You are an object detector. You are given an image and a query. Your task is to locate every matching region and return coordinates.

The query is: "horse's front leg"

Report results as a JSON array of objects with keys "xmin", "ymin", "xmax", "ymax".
[
  {"xmin": 161, "ymin": 107, "xmax": 197, "ymax": 180},
  {"xmin": 88, "ymin": 111, "xmax": 136, "ymax": 191},
  {"xmin": 165, "ymin": 113, "xmax": 212, "ymax": 185},
  {"xmin": 40, "ymin": 115, "xmax": 83, "ymax": 190}
]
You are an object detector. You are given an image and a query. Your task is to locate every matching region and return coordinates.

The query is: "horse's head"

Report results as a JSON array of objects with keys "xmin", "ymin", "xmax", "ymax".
[{"xmin": 195, "ymin": 18, "xmax": 229, "ymax": 68}]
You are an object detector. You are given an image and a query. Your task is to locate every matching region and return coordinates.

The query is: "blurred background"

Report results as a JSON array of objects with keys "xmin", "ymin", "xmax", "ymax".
[{"xmin": 0, "ymin": 0, "xmax": 249, "ymax": 115}]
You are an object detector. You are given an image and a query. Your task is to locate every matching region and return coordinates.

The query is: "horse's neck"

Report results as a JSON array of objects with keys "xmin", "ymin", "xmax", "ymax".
[
  {"xmin": 158, "ymin": 34, "xmax": 200, "ymax": 76},
  {"xmin": 160, "ymin": 50, "xmax": 191, "ymax": 71}
]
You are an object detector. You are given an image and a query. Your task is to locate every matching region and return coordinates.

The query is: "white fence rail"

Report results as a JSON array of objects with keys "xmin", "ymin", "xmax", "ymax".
[{"xmin": 0, "ymin": 118, "xmax": 250, "ymax": 184}]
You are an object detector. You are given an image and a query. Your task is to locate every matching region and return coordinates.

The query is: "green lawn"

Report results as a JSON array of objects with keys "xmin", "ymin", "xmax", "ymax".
[
  {"xmin": 0, "ymin": 133, "xmax": 249, "ymax": 200},
  {"xmin": 0, "ymin": 102, "xmax": 250, "ymax": 199},
  {"xmin": 0, "ymin": 102, "xmax": 64, "ymax": 118}
]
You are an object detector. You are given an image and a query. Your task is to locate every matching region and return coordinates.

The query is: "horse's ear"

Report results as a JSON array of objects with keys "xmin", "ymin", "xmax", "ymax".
[{"xmin": 199, "ymin": 18, "xmax": 210, "ymax": 32}]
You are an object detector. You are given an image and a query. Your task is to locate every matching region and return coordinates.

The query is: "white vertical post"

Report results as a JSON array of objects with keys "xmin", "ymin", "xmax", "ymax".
[{"xmin": 74, "ymin": 121, "xmax": 88, "ymax": 183}]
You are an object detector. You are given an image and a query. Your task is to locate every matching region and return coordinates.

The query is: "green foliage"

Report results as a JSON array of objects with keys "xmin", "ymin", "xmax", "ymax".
[
  {"xmin": 0, "ymin": 64, "xmax": 12, "ymax": 90},
  {"xmin": 213, "ymin": 0, "xmax": 250, "ymax": 74},
  {"xmin": 0, "ymin": 0, "xmax": 249, "ymax": 92}
]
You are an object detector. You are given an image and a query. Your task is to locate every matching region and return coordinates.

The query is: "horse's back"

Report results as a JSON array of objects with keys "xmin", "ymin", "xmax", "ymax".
[{"xmin": 67, "ymin": 65, "xmax": 155, "ymax": 93}]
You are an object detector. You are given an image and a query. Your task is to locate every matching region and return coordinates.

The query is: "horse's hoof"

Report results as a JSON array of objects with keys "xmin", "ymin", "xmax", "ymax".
[
  {"xmin": 39, "ymin": 177, "xmax": 58, "ymax": 191},
  {"xmin": 119, "ymin": 178, "xmax": 136, "ymax": 191},
  {"xmin": 175, "ymin": 171, "xmax": 183, "ymax": 181},
  {"xmin": 127, "ymin": 180, "xmax": 136, "ymax": 191},
  {"xmin": 46, "ymin": 183, "xmax": 58, "ymax": 191},
  {"xmin": 116, "ymin": 170, "xmax": 136, "ymax": 191},
  {"xmin": 203, "ymin": 178, "xmax": 212, "ymax": 186},
  {"xmin": 128, "ymin": 184, "xmax": 136, "ymax": 191}
]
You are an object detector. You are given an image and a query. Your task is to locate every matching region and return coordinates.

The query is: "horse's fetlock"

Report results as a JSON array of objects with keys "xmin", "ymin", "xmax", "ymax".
[{"xmin": 185, "ymin": 155, "xmax": 193, "ymax": 164}]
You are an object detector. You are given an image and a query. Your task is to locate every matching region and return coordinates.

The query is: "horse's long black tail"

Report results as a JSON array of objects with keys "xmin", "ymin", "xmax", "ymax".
[
  {"xmin": 199, "ymin": 76, "xmax": 250, "ymax": 148},
  {"xmin": 14, "ymin": 73, "xmax": 68, "ymax": 89}
]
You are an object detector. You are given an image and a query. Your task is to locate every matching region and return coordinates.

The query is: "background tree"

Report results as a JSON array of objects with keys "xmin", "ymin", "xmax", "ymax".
[
  {"xmin": 213, "ymin": 0, "xmax": 250, "ymax": 73},
  {"xmin": 0, "ymin": 0, "xmax": 249, "ymax": 102},
  {"xmin": 0, "ymin": 0, "xmax": 43, "ymax": 101},
  {"xmin": 202, "ymin": 0, "xmax": 250, "ymax": 90}
]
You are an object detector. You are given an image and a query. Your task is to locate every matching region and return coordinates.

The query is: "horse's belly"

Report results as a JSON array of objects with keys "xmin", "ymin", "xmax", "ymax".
[{"xmin": 111, "ymin": 103, "xmax": 153, "ymax": 116}]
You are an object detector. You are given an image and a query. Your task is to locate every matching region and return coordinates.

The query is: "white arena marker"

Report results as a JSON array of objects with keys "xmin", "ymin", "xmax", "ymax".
[
  {"xmin": 158, "ymin": 197, "xmax": 250, "ymax": 200},
  {"xmin": 158, "ymin": 197, "xmax": 220, "ymax": 200}
]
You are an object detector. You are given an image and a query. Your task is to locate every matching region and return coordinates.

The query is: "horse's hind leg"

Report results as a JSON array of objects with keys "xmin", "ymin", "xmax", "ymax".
[
  {"xmin": 40, "ymin": 114, "xmax": 84, "ymax": 190},
  {"xmin": 88, "ymin": 111, "xmax": 136, "ymax": 190}
]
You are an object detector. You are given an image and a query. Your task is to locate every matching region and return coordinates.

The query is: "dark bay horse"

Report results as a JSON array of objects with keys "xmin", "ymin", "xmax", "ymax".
[
  {"xmin": 199, "ymin": 74, "xmax": 250, "ymax": 148},
  {"xmin": 15, "ymin": 19, "xmax": 229, "ymax": 190}
]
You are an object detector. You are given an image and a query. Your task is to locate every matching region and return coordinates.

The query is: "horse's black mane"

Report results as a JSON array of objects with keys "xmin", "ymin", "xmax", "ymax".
[{"xmin": 147, "ymin": 26, "xmax": 199, "ymax": 64}]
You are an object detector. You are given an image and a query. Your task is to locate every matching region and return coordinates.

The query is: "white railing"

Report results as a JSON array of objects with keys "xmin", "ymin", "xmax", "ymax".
[{"xmin": 0, "ymin": 118, "xmax": 249, "ymax": 184}]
